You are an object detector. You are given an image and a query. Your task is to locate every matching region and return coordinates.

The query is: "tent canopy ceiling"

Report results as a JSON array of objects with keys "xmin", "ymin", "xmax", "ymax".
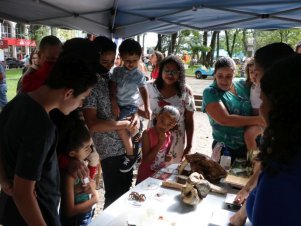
[{"xmin": 1, "ymin": 0, "xmax": 301, "ymax": 38}]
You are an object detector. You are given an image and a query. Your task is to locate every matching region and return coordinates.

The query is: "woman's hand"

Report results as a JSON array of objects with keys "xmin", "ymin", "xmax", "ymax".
[
  {"xmin": 234, "ymin": 187, "xmax": 250, "ymax": 205},
  {"xmin": 164, "ymin": 153, "xmax": 173, "ymax": 162},
  {"xmin": 127, "ymin": 113, "xmax": 140, "ymax": 130},
  {"xmin": 111, "ymin": 100, "xmax": 120, "ymax": 119}
]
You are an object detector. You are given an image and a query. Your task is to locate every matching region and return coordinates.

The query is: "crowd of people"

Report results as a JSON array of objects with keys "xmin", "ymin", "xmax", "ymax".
[{"xmin": 0, "ymin": 33, "xmax": 301, "ymax": 226}]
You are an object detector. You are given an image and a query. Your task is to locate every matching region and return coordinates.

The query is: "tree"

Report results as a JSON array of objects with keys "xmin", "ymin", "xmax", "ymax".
[
  {"xmin": 201, "ymin": 31, "xmax": 208, "ymax": 64},
  {"xmin": 255, "ymin": 29, "xmax": 301, "ymax": 50},
  {"xmin": 155, "ymin": 34, "xmax": 172, "ymax": 54},
  {"xmin": 28, "ymin": 25, "xmax": 50, "ymax": 45},
  {"xmin": 168, "ymin": 32, "xmax": 178, "ymax": 55},
  {"xmin": 225, "ymin": 29, "xmax": 240, "ymax": 57},
  {"xmin": 57, "ymin": 28, "xmax": 74, "ymax": 42},
  {"xmin": 205, "ymin": 31, "xmax": 218, "ymax": 66}
]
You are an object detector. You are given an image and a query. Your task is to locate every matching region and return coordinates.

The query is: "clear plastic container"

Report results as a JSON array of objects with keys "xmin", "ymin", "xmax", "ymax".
[
  {"xmin": 220, "ymin": 148, "xmax": 231, "ymax": 170},
  {"xmin": 211, "ymin": 142, "xmax": 224, "ymax": 162}
]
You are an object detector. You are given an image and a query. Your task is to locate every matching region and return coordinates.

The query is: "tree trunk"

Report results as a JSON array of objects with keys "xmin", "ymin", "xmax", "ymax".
[
  {"xmin": 155, "ymin": 34, "xmax": 163, "ymax": 52},
  {"xmin": 205, "ymin": 31, "xmax": 218, "ymax": 66},
  {"xmin": 216, "ymin": 31, "xmax": 220, "ymax": 59},
  {"xmin": 225, "ymin": 30, "xmax": 230, "ymax": 56},
  {"xmin": 242, "ymin": 29, "xmax": 248, "ymax": 54},
  {"xmin": 201, "ymin": 31, "xmax": 208, "ymax": 65},
  {"xmin": 168, "ymin": 32, "xmax": 178, "ymax": 55},
  {"xmin": 230, "ymin": 30, "xmax": 238, "ymax": 57},
  {"xmin": 225, "ymin": 29, "xmax": 239, "ymax": 57}
]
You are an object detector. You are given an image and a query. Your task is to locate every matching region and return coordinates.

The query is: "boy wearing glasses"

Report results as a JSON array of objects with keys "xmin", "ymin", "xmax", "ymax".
[{"xmin": 110, "ymin": 39, "xmax": 151, "ymax": 173}]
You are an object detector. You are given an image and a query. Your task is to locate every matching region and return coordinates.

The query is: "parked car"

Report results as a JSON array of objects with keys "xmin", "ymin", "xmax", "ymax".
[
  {"xmin": 5, "ymin": 57, "xmax": 25, "ymax": 69},
  {"xmin": 194, "ymin": 65, "xmax": 214, "ymax": 79}
]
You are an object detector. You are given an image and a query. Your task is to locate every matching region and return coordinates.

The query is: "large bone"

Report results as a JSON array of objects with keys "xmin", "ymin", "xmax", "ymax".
[
  {"xmin": 162, "ymin": 181, "xmax": 185, "ymax": 190},
  {"xmin": 181, "ymin": 183, "xmax": 201, "ymax": 205},
  {"xmin": 162, "ymin": 177, "xmax": 227, "ymax": 195}
]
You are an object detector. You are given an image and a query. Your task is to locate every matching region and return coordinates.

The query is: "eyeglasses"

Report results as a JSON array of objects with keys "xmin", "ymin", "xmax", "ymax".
[{"xmin": 163, "ymin": 70, "xmax": 180, "ymax": 76}]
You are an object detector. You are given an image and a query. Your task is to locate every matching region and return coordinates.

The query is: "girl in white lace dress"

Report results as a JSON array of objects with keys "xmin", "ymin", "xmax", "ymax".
[{"xmin": 145, "ymin": 55, "xmax": 195, "ymax": 164}]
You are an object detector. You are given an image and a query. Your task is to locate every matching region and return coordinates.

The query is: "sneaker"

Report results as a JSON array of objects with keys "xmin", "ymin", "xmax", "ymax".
[{"xmin": 120, "ymin": 155, "xmax": 137, "ymax": 173}]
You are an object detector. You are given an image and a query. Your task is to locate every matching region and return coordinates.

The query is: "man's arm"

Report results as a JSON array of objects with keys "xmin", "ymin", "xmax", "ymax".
[{"xmin": 13, "ymin": 175, "xmax": 47, "ymax": 226}]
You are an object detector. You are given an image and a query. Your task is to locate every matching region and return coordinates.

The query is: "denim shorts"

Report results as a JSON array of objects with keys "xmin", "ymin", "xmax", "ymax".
[
  {"xmin": 60, "ymin": 208, "xmax": 94, "ymax": 226},
  {"xmin": 118, "ymin": 105, "xmax": 138, "ymax": 120}
]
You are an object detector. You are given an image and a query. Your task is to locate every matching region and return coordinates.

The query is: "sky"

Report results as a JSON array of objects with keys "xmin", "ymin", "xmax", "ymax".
[{"xmin": 144, "ymin": 32, "xmax": 158, "ymax": 47}]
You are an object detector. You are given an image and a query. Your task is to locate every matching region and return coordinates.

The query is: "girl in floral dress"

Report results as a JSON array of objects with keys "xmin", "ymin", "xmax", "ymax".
[{"xmin": 145, "ymin": 55, "xmax": 195, "ymax": 164}]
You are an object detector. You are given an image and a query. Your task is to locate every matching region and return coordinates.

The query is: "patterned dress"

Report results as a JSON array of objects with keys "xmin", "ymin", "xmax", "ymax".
[
  {"xmin": 146, "ymin": 82, "xmax": 195, "ymax": 164},
  {"xmin": 83, "ymin": 73, "xmax": 125, "ymax": 160}
]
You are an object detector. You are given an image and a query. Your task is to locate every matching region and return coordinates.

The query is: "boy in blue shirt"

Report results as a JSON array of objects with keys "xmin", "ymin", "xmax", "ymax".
[{"xmin": 110, "ymin": 39, "xmax": 151, "ymax": 173}]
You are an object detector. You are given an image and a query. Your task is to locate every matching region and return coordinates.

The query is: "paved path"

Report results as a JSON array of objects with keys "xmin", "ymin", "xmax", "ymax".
[{"xmin": 186, "ymin": 76, "xmax": 213, "ymax": 96}]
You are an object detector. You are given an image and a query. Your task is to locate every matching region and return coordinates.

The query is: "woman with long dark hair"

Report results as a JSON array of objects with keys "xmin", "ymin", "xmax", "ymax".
[
  {"xmin": 246, "ymin": 53, "xmax": 301, "ymax": 226},
  {"xmin": 146, "ymin": 55, "xmax": 195, "ymax": 163}
]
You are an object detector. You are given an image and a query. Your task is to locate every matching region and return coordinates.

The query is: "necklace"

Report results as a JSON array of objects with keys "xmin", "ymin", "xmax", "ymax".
[{"xmin": 228, "ymin": 83, "xmax": 237, "ymax": 96}]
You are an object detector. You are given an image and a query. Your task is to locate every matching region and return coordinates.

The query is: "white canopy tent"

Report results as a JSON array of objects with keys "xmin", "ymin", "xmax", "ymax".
[{"xmin": 1, "ymin": 0, "xmax": 301, "ymax": 37}]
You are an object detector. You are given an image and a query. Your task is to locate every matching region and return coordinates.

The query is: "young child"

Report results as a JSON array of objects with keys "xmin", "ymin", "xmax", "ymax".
[
  {"xmin": 244, "ymin": 57, "xmax": 263, "ymax": 151},
  {"xmin": 51, "ymin": 108, "xmax": 100, "ymax": 181},
  {"xmin": 110, "ymin": 38, "xmax": 152, "ymax": 173},
  {"xmin": 150, "ymin": 51, "xmax": 164, "ymax": 80},
  {"xmin": 58, "ymin": 118, "xmax": 99, "ymax": 226},
  {"xmin": 136, "ymin": 105, "xmax": 180, "ymax": 184}
]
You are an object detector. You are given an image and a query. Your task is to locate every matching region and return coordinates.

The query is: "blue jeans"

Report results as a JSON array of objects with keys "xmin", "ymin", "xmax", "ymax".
[
  {"xmin": 76, "ymin": 209, "xmax": 94, "ymax": 226},
  {"xmin": 61, "ymin": 208, "xmax": 94, "ymax": 226},
  {"xmin": 0, "ymin": 84, "xmax": 7, "ymax": 109}
]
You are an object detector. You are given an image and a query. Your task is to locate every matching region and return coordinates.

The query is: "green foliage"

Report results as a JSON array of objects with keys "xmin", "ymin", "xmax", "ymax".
[
  {"xmin": 28, "ymin": 25, "xmax": 50, "ymax": 46},
  {"xmin": 5, "ymin": 68, "xmax": 22, "ymax": 101},
  {"xmin": 57, "ymin": 28, "xmax": 75, "ymax": 42},
  {"xmin": 185, "ymin": 65, "xmax": 200, "ymax": 76},
  {"xmin": 219, "ymin": 29, "xmax": 251, "ymax": 57},
  {"xmin": 255, "ymin": 29, "xmax": 301, "ymax": 50},
  {"xmin": 176, "ymin": 30, "xmax": 210, "ymax": 59}
]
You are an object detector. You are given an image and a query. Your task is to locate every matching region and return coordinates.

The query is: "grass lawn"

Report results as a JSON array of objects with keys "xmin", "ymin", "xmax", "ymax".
[
  {"xmin": 4, "ymin": 67, "xmax": 196, "ymax": 102},
  {"xmin": 6, "ymin": 68, "xmax": 23, "ymax": 101},
  {"xmin": 185, "ymin": 65, "xmax": 200, "ymax": 77}
]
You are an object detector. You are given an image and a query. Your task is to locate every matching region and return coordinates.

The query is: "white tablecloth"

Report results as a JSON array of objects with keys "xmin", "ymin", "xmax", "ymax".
[{"xmin": 89, "ymin": 164, "xmax": 252, "ymax": 226}]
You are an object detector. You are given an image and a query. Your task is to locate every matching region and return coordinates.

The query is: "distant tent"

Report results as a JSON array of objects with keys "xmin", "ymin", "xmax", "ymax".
[{"xmin": 1, "ymin": 1, "xmax": 301, "ymax": 38}]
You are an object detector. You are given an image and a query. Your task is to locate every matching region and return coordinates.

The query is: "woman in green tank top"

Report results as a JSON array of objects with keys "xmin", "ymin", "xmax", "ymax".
[{"xmin": 202, "ymin": 57, "xmax": 264, "ymax": 161}]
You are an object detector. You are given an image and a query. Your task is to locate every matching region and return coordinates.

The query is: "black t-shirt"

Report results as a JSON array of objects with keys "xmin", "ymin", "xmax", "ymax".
[{"xmin": 0, "ymin": 94, "xmax": 61, "ymax": 226}]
